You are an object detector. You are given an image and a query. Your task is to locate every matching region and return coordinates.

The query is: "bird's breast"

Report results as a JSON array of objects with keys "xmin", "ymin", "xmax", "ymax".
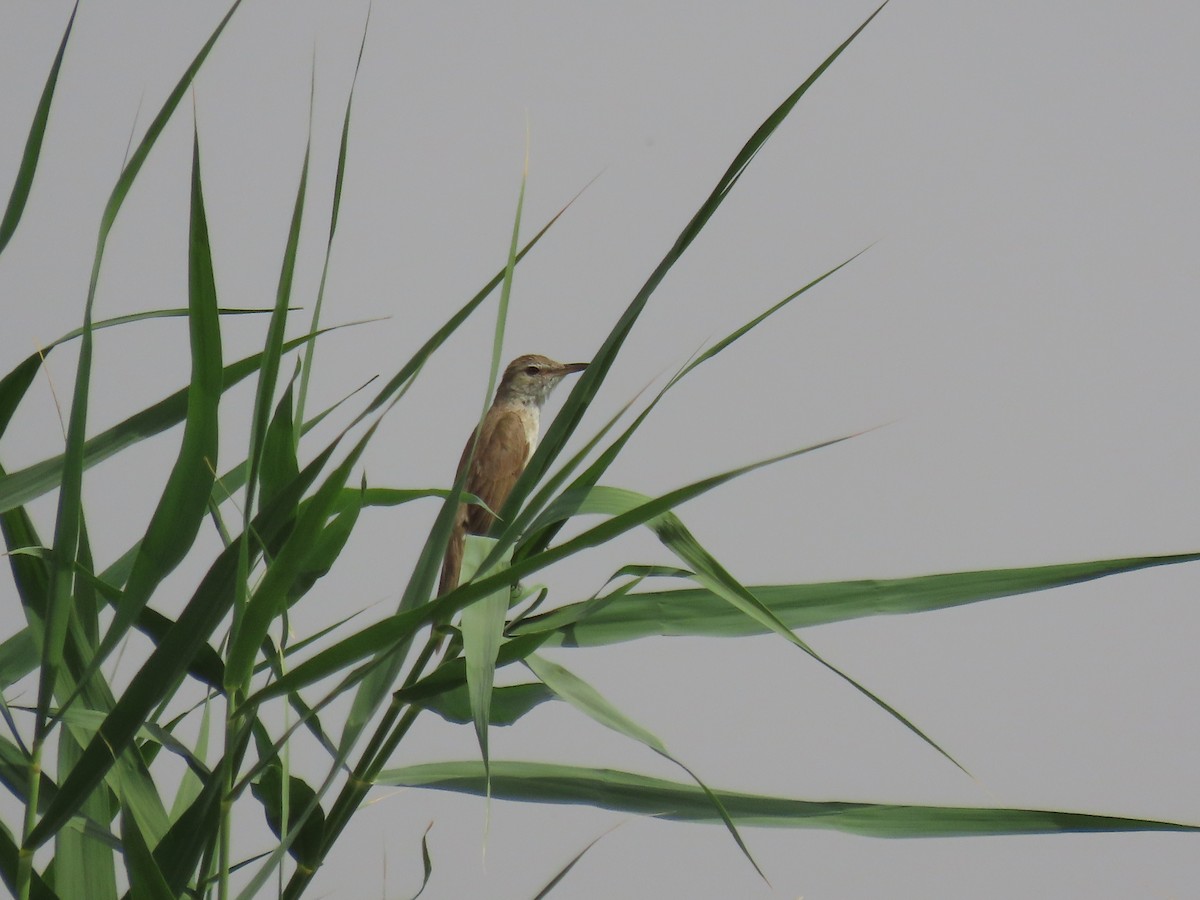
[{"xmin": 521, "ymin": 407, "xmax": 540, "ymax": 465}]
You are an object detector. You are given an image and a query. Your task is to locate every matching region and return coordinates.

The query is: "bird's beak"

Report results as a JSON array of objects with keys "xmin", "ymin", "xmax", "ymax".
[{"xmin": 559, "ymin": 362, "xmax": 589, "ymax": 376}]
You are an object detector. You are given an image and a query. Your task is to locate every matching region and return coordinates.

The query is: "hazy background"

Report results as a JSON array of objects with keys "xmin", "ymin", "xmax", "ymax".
[{"xmin": 2, "ymin": 1, "xmax": 1199, "ymax": 897}]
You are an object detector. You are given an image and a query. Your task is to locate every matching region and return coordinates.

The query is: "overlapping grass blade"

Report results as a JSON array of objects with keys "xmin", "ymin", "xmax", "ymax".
[
  {"xmin": 34, "ymin": 3, "xmax": 248, "ymax": 796},
  {"xmin": 229, "ymin": 84, "xmax": 313, "ymax": 727},
  {"xmin": 250, "ymin": 763, "xmax": 325, "ymax": 870},
  {"xmin": 459, "ymin": 538, "xmax": 514, "ymax": 782},
  {"xmin": 69, "ymin": 128, "xmax": 222, "ymax": 708},
  {"xmin": 519, "ymin": 551, "xmax": 1200, "ymax": 646},
  {"xmin": 381, "ymin": 760, "xmax": 1200, "ymax": 837},
  {"xmin": 260, "ymin": 378, "xmax": 300, "ymax": 515},
  {"xmin": 25, "ymin": 430, "xmax": 342, "ymax": 849},
  {"xmin": 120, "ymin": 809, "xmax": 173, "ymax": 900},
  {"xmin": 55, "ymin": 728, "xmax": 116, "ymax": 900},
  {"xmin": 0, "ymin": 2, "xmax": 77, "ymax": 258},
  {"xmin": 245, "ymin": 434, "xmax": 853, "ymax": 704},
  {"xmin": 413, "ymin": 681, "xmax": 554, "ymax": 727},
  {"xmin": 0, "ymin": 820, "xmax": 55, "ymax": 900},
  {"xmin": 225, "ymin": 420, "xmax": 380, "ymax": 692}
]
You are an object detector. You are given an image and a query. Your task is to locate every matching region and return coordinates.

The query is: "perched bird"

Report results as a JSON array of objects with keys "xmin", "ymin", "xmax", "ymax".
[{"xmin": 438, "ymin": 354, "xmax": 588, "ymax": 596}]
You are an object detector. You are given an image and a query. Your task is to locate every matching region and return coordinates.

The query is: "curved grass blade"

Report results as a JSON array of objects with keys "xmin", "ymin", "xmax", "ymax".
[
  {"xmin": 381, "ymin": 760, "xmax": 1200, "ymax": 837},
  {"xmin": 407, "ymin": 822, "xmax": 434, "ymax": 900},
  {"xmin": 0, "ymin": 819, "xmax": 55, "ymax": 900},
  {"xmin": 250, "ymin": 763, "xmax": 325, "ymax": 870},
  {"xmin": 529, "ymin": 484, "xmax": 966, "ymax": 773},
  {"xmin": 531, "ymin": 827, "xmax": 613, "ymax": 900},
  {"xmin": 525, "ymin": 654, "xmax": 765, "ymax": 882},
  {"xmin": 520, "ymin": 551, "xmax": 1200, "ymax": 646},
  {"xmin": 0, "ymin": 2, "xmax": 77, "ymax": 258},
  {"xmin": 120, "ymin": 809, "xmax": 173, "ymax": 900},
  {"xmin": 296, "ymin": 7, "xmax": 370, "ymax": 430},
  {"xmin": 65, "ymin": 127, "xmax": 223, "ymax": 713},
  {"xmin": 414, "ymin": 681, "xmax": 553, "ymax": 727}
]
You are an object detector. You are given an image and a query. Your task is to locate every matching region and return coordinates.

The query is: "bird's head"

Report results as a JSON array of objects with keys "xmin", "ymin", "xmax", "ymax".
[{"xmin": 496, "ymin": 354, "xmax": 588, "ymax": 407}]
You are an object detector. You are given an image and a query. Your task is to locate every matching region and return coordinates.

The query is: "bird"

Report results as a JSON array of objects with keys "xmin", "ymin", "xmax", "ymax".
[{"xmin": 438, "ymin": 354, "xmax": 588, "ymax": 597}]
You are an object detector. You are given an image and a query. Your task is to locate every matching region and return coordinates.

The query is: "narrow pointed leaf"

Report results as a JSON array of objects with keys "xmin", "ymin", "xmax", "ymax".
[
  {"xmin": 525, "ymin": 654, "xmax": 764, "ymax": 881},
  {"xmin": 0, "ymin": 2, "xmax": 77, "ymax": 258},
  {"xmin": 519, "ymin": 552, "xmax": 1200, "ymax": 646},
  {"xmin": 26, "ymin": 435, "xmax": 339, "ymax": 849},
  {"xmin": 381, "ymin": 760, "xmax": 1200, "ymax": 837},
  {"xmin": 81, "ymin": 128, "xmax": 222, "ymax": 691},
  {"xmin": 459, "ymin": 536, "xmax": 514, "ymax": 773}
]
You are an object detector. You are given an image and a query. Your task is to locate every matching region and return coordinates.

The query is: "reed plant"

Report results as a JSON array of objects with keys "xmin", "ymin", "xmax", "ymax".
[{"xmin": 1, "ymin": 3, "xmax": 1195, "ymax": 898}]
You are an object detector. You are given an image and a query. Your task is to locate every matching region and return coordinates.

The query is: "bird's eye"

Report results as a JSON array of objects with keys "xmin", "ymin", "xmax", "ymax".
[{"xmin": 524, "ymin": 366, "xmax": 540, "ymax": 375}]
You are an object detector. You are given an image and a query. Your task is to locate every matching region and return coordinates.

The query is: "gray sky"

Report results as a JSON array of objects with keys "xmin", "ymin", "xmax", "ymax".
[{"xmin": 3, "ymin": 1, "xmax": 1200, "ymax": 897}]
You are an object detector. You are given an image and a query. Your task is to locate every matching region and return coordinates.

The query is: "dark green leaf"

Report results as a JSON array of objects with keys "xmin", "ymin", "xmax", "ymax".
[
  {"xmin": 251, "ymin": 764, "xmax": 325, "ymax": 869},
  {"xmin": 0, "ymin": 2, "xmax": 77, "ymax": 258}
]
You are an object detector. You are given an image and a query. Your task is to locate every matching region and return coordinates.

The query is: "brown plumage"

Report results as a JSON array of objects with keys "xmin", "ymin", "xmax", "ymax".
[{"xmin": 438, "ymin": 354, "xmax": 588, "ymax": 596}]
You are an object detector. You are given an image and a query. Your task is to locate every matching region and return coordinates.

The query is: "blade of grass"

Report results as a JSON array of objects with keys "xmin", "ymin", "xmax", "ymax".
[
  {"xmin": 459, "ymin": 537, "xmax": 513, "ymax": 793},
  {"xmin": 381, "ymin": 760, "xmax": 1200, "ymax": 836},
  {"xmin": 54, "ymin": 728, "xmax": 116, "ymax": 900},
  {"xmin": 65, "ymin": 127, "xmax": 223, "ymax": 714},
  {"xmin": 530, "ymin": 827, "xmax": 613, "ymax": 900},
  {"xmin": 120, "ymin": 809, "xmax": 174, "ymax": 900},
  {"xmin": 519, "ymin": 551, "xmax": 1200, "ymax": 646},
  {"xmin": 525, "ymin": 654, "xmax": 765, "ymax": 882},
  {"xmin": 0, "ymin": 2, "xmax": 78, "ymax": 258},
  {"xmin": 296, "ymin": 8, "xmax": 370, "ymax": 431}
]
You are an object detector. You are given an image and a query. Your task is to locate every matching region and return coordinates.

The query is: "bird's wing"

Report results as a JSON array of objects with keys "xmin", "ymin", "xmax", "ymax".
[
  {"xmin": 438, "ymin": 410, "xmax": 530, "ymax": 596},
  {"xmin": 461, "ymin": 409, "xmax": 530, "ymax": 535}
]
